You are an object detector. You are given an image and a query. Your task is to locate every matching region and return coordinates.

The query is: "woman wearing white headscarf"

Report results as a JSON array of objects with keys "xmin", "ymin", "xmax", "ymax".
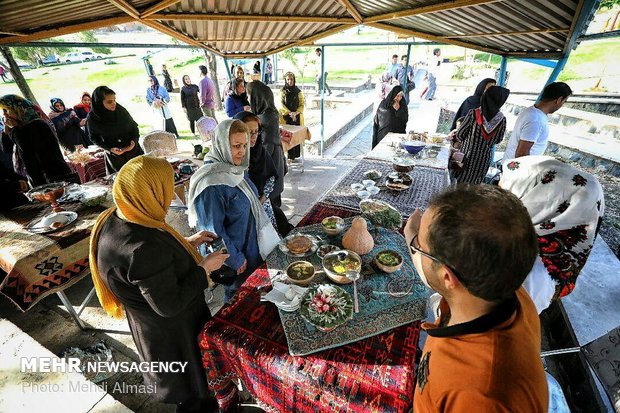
[
  {"xmin": 501, "ymin": 156, "xmax": 605, "ymax": 313},
  {"xmin": 187, "ymin": 119, "xmax": 280, "ymax": 301}
]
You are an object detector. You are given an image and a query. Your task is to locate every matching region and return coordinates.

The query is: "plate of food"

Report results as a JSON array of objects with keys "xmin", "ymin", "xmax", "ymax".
[
  {"xmin": 317, "ymin": 244, "xmax": 340, "ymax": 259},
  {"xmin": 363, "ymin": 169, "xmax": 382, "ymax": 181},
  {"xmin": 286, "ymin": 261, "xmax": 316, "ymax": 286},
  {"xmin": 322, "ymin": 250, "xmax": 362, "ymax": 284},
  {"xmin": 385, "ymin": 172, "xmax": 413, "ymax": 191},
  {"xmin": 25, "ymin": 211, "xmax": 78, "ymax": 234},
  {"xmin": 299, "ymin": 284, "xmax": 353, "ymax": 332},
  {"xmin": 359, "ymin": 199, "xmax": 402, "ymax": 230},
  {"xmin": 374, "ymin": 249, "xmax": 404, "ymax": 273},
  {"xmin": 279, "ymin": 233, "xmax": 319, "ymax": 257},
  {"xmin": 321, "ymin": 216, "xmax": 345, "ymax": 236}
]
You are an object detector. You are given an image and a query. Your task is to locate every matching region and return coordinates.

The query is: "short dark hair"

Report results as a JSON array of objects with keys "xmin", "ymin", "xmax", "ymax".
[
  {"xmin": 392, "ymin": 54, "xmax": 398, "ymax": 59},
  {"xmin": 426, "ymin": 185, "xmax": 538, "ymax": 301},
  {"xmin": 199, "ymin": 65, "xmax": 208, "ymax": 75},
  {"xmin": 235, "ymin": 111, "xmax": 260, "ymax": 125},
  {"xmin": 433, "ymin": 48, "xmax": 441, "ymax": 56},
  {"xmin": 401, "ymin": 55, "xmax": 408, "ymax": 61},
  {"xmin": 315, "ymin": 47, "xmax": 321, "ymax": 53},
  {"xmin": 266, "ymin": 58, "xmax": 271, "ymax": 61},
  {"xmin": 540, "ymin": 82, "xmax": 572, "ymax": 101}
]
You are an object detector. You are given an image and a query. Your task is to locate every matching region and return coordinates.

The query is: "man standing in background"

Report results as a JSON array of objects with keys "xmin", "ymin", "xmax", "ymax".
[
  {"xmin": 397, "ymin": 55, "xmax": 415, "ymax": 104},
  {"xmin": 386, "ymin": 54, "xmax": 400, "ymax": 78},
  {"xmin": 198, "ymin": 65, "xmax": 217, "ymax": 121},
  {"xmin": 264, "ymin": 58, "xmax": 273, "ymax": 84},
  {"xmin": 422, "ymin": 48, "xmax": 441, "ymax": 100},
  {"xmin": 315, "ymin": 48, "xmax": 332, "ymax": 96}
]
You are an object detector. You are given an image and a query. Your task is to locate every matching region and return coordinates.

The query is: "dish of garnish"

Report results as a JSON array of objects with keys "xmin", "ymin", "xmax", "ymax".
[
  {"xmin": 321, "ymin": 216, "xmax": 345, "ymax": 236},
  {"xmin": 286, "ymin": 261, "xmax": 316, "ymax": 286},
  {"xmin": 385, "ymin": 173, "xmax": 413, "ymax": 191},
  {"xmin": 374, "ymin": 249, "xmax": 404, "ymax": 273}
]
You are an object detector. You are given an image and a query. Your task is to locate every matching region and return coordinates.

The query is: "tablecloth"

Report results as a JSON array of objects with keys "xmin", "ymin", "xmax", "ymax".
[
  {"xmin": 280, "ymin": 124, "xmax": 311, "ymax": 153},
  {"xmin": 66, "ymin": 156, "xmax": 107, "ymax": 184},
  {"xmin": 368, "ymin": 133, "xmax": 450, "ymax": 170},
  {"xmin": 0, "ymin": 201, "xmax": 107, "ymax": 311},
  {"xmin": 199, "ymin": 205, "xmax": 422, "ymax": 413},
  {"xmin": 321, "ymin": 158, "xmax": 449, "ymax": 217}
]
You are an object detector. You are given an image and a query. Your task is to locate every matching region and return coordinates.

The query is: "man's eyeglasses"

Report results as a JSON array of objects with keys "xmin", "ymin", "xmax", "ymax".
[{"xmin": 409, "ymin": 234, "xmax": 463, "ymax": 280}]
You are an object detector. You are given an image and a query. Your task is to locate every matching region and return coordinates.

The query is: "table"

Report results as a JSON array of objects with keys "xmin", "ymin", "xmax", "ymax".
[
  {"xmin": 0, "ymin": 157, "xmax": 198, "ymax": 321},
  {"xmin": 369, "ymin": 133, "xmax": 451, "ymax": 171},
  {"xmin": 280, "ymin": 124, "xmax": 311, "ymax": 172},
  {"xmin": 0, "ymin": 199, "xmax": 108, "ymax": 313},
  {"xmin": 198, "ymin": 133, "xmax": 452, "ymax": 411},
  {"xmin": 199, "ymin": 207, "xmax": 421, "ymax": 413},
  {"xmin": 66, "ymin": 156, "xmax": 107, "ymax": 184}
]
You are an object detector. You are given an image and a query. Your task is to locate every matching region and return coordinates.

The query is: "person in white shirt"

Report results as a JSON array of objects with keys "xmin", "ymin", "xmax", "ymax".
[
  {"xmin": 503, "ymin": 82, "xmax": 572, "ymax": 161},
  {"xmin": 422, "ymin": 48, "xmax": 441, "ymax": 100}
]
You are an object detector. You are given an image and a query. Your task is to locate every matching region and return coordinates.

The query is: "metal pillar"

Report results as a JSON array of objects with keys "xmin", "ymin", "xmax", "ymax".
[
  {"xmin": 224, "ymin": 57, "xmax": 231, "ymax": 80},
  {"xmin": 498, "ymin": 56, "xmax": 508, "ymax": 87},
  {"xmin": 320, "ymin": 46, "xmax": 325, "ymax": 157},
  {"xmin": 261, "ymin": 56, "xmax": 267, "ymax": 82},
  {"xmin": 402, "ymin": 44, "xmax": 412, "ymax": 104},
  {"xmin": 537, "ymin": 55, "xmax": 568, "ymax": 101},
  {"xmin": 274, "ymin": 54, "xmax": 279, "ymax": 83}
]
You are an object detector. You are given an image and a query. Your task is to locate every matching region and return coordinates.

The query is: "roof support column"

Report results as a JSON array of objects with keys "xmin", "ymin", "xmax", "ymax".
[
  {"xmin": 537, "ymin": 55, "xmax": 568, "ymax": 101},
  {"xmin": 274, "ymin": 54, "xmax": 279, "ymax": 83},
  {"xmin": 320, "ymin": 46, "xmax": 325, "ymax": 157},
  {"xmin": 224, "ymin": 57, "xmax": 231, "ymax": 80},
  {"xmin": 0, "ymin": 46, "xmax": 38, "ymax": 106},
  {"xmin": 261, "ymin": 56, "xmax": 267, "ymax": 83},
  {"xmin": 402, "ymin": 44, "xmax": 412, "ymax": 104},
  {"xmin": 497, "ymin": 55, "xmax": 508, "ymax": 87}
]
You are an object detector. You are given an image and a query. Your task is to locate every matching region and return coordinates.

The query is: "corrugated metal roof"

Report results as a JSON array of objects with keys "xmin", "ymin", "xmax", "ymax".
[{"xmin": 0, "ymin": 0, "xmax": 594, "ymax": 57}]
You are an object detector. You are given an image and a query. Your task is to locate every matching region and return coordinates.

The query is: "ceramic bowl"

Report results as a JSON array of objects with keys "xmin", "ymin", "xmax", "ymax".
[
  {"xmin": 321, "ymin": 216, "xmax": 345, "ymax": 236},
  {"xmin": 401, "ymin": 141, "xmax": 426, "ymax": 155},
  {"xmin": 350, "ymin": 183, "xmax": 364, "ymax": 191},
  {"xmin": 374, "ymin": 249, "xmax": 404, "ymax": 273},
  {"xmin": 286, "ymin": 261, "xmax": 316, "ymax": 286},
  {"xmin": 357, "ymin": 190, "xmax": 371, "ymax": 200},
  {"xmin": 367, "ymin": 186, "xmax": 380, "ymax": 195}
]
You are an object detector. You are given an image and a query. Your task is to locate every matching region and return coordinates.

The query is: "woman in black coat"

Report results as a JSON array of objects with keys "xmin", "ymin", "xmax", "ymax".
[
  {"xmin": 90, "ymin": 156, "xmax": 228, "ymax": 412},
  {"xmin": 0, "ymin": 94, "xmax": 73, "ymax": 187},
  {"xmin": 450, "ymin": 78, "xmax": 496, "ymax": 131},
  {"xmin": 180, "ymin": 75, "xmax": 202, "ymax": 136},
  {"xmin": 48, "ymin": 98, "xmax": 91, "ymax": 152},
  {"xmin": 246, "ymin": 81, "xmax": 293, "ymax": 235},
  {"xmin": 86, "ymin": 86, "xmax": 144, "ymax": 175},
  {"xmin": 372, "ymin": 85, "xmax": 408, "ymax": 149}
]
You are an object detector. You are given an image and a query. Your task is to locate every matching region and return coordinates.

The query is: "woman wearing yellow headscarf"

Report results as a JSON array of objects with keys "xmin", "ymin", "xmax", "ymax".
[{"xmin": 89, "ymin": 155, "xmax": 227, "ymax": 412}]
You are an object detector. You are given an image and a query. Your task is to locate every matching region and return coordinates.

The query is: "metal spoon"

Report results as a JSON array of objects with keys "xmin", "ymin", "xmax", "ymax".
[{"xmin": 346, "ymin": 270, "xmax": 360, "ymax": 313}]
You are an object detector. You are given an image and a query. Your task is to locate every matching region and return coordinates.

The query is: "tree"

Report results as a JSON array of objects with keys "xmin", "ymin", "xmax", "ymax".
[
  {"xmin": 203, "ymin": 50, "xmax": 223, "ymax": 110},
  {"xmin": 10, "ymin": 39, "xmax": 72, "ymax": 66},
  {"xmin": 280, "ymin": 47, "xmax": 311, "ymax": 79},
  {"xmin": 0, "ymin": 47, "xmax": 39, "ymax": 105},
  {"xmin": 79, "ymin": 31, "xmax": 112, "ymax": 55}
]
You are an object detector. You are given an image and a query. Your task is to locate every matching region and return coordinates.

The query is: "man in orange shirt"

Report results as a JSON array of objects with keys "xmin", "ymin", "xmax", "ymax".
[{"xmin": 404, "ymin": 185, "xmax": 548, "ymax": 412}]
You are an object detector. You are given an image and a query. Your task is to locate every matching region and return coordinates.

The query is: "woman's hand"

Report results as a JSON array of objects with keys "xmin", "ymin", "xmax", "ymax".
[
  {"xmin": 392, "ymin": 102, "xmax": 400, "ymax": 111},
  {"xmin": 110, "ymin": 140, "xmax": 136, "ymax": 155},
  {"xmin": 237, "ymin": 259, "xmax": 248, "ymax": 275},
  {"xmin": 259, "ymin": 195, "xmax": 266, "ymax": 204},
  {"xmin": 186, "ymin": 230, "xmax": 217, "ymax": 247},
  {"xmin": 79, "ymin": 119, "xmax": 87, "ymax": 127},
  {"xmin": 200, "ymin": 250, "xmax": 230, "ymax": 273},
  {"xmin": 18, "ymin": 180, "xmax": 29, "ymax": 192},
  {"xmin": 404, "ymin": 208, "xmax": 423, "ymax": 247},
  {"xmin": 243, "ymin": 105, "xmax": 252, "ymax": 112}
]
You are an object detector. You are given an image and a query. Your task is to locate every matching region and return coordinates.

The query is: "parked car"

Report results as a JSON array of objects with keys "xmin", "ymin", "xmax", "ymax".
[
  {"xmin": 41, "ymin": 55, "xmax": 60, "ymax": 65},
  {"xmin": 62, "ymin": 51, "xmax": 103, "ymax": 63}
]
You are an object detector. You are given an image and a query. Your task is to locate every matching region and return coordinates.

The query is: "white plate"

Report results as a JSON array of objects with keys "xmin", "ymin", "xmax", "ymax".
[
  {"xmin": 26, "ymin": 211, "xmax": 78, "ymax": 234},
  {"xmin": 263, "ymin": 282, "xmax": 307, "ymax": 312}
]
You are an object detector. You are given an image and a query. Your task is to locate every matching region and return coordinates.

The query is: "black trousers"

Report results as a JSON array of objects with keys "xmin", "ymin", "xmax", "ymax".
[{"xmin": 270, "ymin": 194, "xmax": 294, "ymax": 236}]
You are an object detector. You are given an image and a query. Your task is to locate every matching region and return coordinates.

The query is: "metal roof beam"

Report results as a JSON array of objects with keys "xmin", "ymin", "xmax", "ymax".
[
  {"xmin": 367, "ymin": 22, "xmax": 499, "ymax": 55},
  {"xmin": 364, "ymin": 0, "xmax": 504, "ymax": 24},
  {"xmin": 141, "ymin": 0, "xmax": 182, "ymax": 18},
  {"xmin": 578, "ymin": 29, "xmax": 620, "ymax": 41},
  {"xmin": 564, "ymin": 0, "xmax": 600, "ymax": 54},
  {"xmin": 106, "ymin": 0, "xmax": 141, "ymax": 20},
  {"xmin": 336, "ymin": 0, "xmax": 364, "ymax": 24},
  {"xmin": 8, "ymin": 41, "xmax": 196, "ymax": 49},
  {"xmin": 140, "ymin": 20, "xmax": 222, "ymax": 56},
  {"xmin": 267, "ymin": 24, "xmax": 354, "ymax": 56},
  {"xmin": 0, "ymin": 30, "xmax": 26, "ymax": 36},
  {"xmin": 0, "ymin": 16, "xmax": 135, "ymax": 45},
  {"xmin": 145, "ymin": 13, "xmax": 356, "ymax": 24},
  {"xmin": 443, "ymin": 27, "xmax": 569, "ymax": 38}
]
